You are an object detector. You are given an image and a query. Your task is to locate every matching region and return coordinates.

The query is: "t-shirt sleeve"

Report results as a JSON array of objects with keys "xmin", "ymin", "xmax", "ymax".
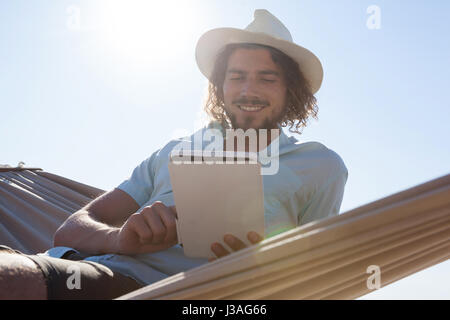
[
  {"xmin": 116, "ymin": 151, "xmax": 159, "ymax": 207},
  {"xmin": 299, "ymin": 167, "xmax": 348, "ymax": 225}
]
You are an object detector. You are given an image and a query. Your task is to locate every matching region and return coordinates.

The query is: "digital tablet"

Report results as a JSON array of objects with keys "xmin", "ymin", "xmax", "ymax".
[{"xmin": 168, "ymin": 150, "xmax": 265, "ymax": 258}]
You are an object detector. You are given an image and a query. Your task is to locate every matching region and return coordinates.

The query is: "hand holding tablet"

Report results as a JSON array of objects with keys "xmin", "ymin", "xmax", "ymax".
[{"xmin": 209, "ymin": 231, "xmax": 264, "ymax": 261}]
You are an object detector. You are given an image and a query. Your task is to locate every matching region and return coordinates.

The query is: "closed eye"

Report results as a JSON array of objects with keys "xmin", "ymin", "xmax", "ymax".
[{"xmin": 230, "ymin": 78, "xmax": 275, "ymax": 82}]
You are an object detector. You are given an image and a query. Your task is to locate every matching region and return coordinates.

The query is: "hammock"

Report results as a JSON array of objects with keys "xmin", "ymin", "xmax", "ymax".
[
  {"xmin": 0, "ymin": 168, "xmax": 104, "ymax": 253},
  {"xmin": 0, "ymin": 167, "xmax": 449, "ymax": 299}
]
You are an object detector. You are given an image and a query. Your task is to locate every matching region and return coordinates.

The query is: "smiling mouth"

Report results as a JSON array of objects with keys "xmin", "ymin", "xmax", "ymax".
[{"xmin": 237, "ymin": 105, "xmax": 266, "ymax": 112}]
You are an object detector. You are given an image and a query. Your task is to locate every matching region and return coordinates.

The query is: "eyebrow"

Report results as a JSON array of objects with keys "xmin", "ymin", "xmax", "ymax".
[{"xmin": 227, "ymin": 68, "xmax": 280, "ymax": 77}]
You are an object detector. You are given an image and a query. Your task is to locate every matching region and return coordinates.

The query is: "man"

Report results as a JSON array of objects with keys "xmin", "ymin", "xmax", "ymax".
[{"xmin": 0, "ymin": 9, "xmax": 348, "ymax": 299}]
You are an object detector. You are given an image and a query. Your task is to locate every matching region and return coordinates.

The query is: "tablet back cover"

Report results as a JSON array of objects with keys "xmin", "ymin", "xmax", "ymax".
[{"xmin": 168, "ymin": 159, "xmax": 264, "ymax": 258}]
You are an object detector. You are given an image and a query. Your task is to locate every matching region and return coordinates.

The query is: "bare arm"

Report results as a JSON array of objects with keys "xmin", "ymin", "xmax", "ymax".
[
  {"xmin": 54, "ymin": 187, "xmax": 179, "ymax": 255},
  {"xmin": 53, "ymin": 188, "xmax": 140, "ymax": 254}
]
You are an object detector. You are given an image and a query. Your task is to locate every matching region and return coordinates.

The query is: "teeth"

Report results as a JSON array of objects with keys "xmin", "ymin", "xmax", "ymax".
[{"xmin": 238, "ymin": 105, "xmax": 264, "ymax": 111}]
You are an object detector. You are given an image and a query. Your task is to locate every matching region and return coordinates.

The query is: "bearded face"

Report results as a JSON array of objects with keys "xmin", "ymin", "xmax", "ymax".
[{"xmin": 222, "ymin": 48, "xmax": 288, "ymax": 131}]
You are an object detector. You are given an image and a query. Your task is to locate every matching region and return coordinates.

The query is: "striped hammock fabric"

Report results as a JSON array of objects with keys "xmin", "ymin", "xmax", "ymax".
[
  {"xmin": 0, "ymin": 168, "xmax": 104, "ymax": 254},
  {"xmin": 0, "ymin": 167, "xmax": 449, "ymax": 299}
]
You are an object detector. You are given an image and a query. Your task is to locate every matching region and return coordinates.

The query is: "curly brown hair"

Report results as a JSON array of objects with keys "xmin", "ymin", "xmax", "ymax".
[{"xmin": 203, "ymin": 43, "xmax": 319, "ymax": 134}]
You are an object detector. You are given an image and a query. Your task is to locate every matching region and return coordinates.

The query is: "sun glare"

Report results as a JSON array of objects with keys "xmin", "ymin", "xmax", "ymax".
[{"xmin": 98, "ymin": 0, "xmax": 197, "ymax": 65}]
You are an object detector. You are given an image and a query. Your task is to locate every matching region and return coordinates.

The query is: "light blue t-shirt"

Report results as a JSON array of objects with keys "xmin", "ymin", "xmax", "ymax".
[{"xmin": 46, "ymin": 122, "xmax": 348, "ymax": 285}]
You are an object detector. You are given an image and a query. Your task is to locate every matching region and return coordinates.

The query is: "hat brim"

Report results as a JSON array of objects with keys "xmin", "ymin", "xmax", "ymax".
[{"xmin": 195, "ymin": 27, "xmax": 324, "ymax": 94}]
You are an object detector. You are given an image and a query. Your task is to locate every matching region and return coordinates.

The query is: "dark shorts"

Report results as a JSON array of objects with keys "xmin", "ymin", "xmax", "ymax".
[{"xmin": 0, "ymin": 245, "xmax": 144, "ymax": 300}]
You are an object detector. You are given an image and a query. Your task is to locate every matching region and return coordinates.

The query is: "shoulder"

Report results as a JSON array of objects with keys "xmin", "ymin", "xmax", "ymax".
[
  {"xmin": 284, "ymin": 140, "xmax": 348, "ymax": 183},
  {"xmin": 307, "ymin": 141, "xmax": 347, "ymax": 173}
]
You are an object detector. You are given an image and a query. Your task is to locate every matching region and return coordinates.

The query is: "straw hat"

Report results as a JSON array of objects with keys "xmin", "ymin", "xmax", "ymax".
[{"xmin": 195, "ymin": 9, "xmax": 324, "ymax": 94}]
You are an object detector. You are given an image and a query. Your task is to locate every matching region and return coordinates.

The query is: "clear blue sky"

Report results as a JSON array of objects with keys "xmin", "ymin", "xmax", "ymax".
[{"xmin": 1, "ymin": 0, "xmax": 449, "ymax": 299}]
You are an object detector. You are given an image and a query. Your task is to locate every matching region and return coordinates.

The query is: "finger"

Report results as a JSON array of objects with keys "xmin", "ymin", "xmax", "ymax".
[
  {"xmin": 211, "ymin": 242, "xmax": 230, "ymax": 258},
  {"xmin": 141, "ymin": 205, "xmax": 166, "ymax": 244},
  {"xmin": 128, "ymin": 213, "xmax": 153, "ymax": 244},
  {"xmin": 154, "ymin": 203, "xmax": 178, "ymax": 244},
  {"xmin": 247, "ymin": 231, "xmax": 263, "ymax": 244},
  {"xmin": 224, "ymin": 234, "xmax": 246, "ymax": 251}
]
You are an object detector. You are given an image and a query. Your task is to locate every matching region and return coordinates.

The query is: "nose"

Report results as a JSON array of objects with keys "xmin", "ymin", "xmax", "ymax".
[{"xmin": 239, "ymin": 76, "xmax": 260, "ymax": 96}]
